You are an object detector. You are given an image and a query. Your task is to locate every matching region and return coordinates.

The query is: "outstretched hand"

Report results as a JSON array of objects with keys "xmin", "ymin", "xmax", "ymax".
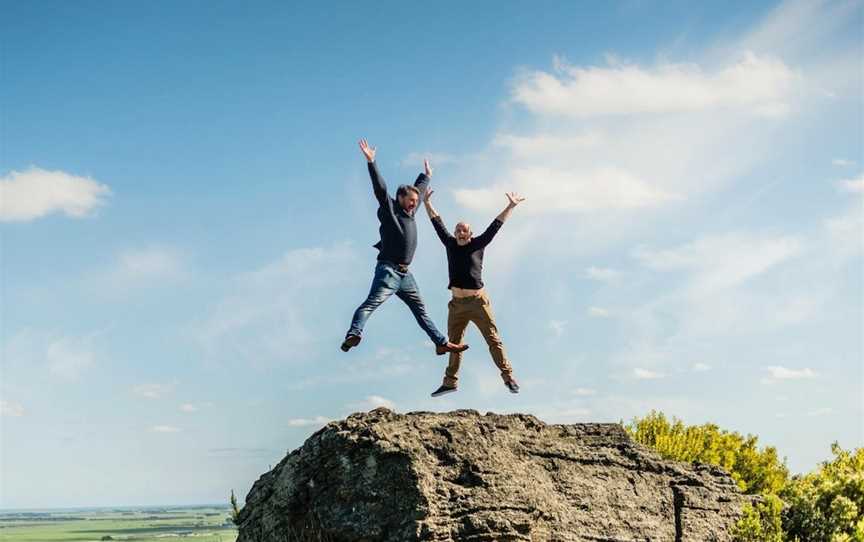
[
  {"xmin": 359, "ymin": 139, "xmax": 376, "ymax": 162},
  {"xmin": 424, "ymin": 188, "xmax": 435, "ymax": 202},
  {"xmin": 506, "ymin": 192, "xmax": 526, "ymax": 207},
  {"xmin": 424, "ymin": 158, "xmax": 433, "ymax": 178}
]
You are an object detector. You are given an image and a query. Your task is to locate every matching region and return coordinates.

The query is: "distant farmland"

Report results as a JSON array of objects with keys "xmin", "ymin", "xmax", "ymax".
[{"xmin": 0, "ymin": 505, "xmax": 238, "ymax": 542}]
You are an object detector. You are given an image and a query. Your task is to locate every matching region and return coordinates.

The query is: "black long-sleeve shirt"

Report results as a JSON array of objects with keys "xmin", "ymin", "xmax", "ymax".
[
  {"xmin": 368, "ymin": 161, "xmax": 430, "ymax": 266},
  {"xmin": 431, "ymin": 216, "xmax": 503, "ymax": 289}
]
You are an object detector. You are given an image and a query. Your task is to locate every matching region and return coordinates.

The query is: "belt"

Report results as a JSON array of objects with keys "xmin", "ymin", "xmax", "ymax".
[{"xmin": 383, "ymin": 261, "xmax": 409, "ymax": 273}]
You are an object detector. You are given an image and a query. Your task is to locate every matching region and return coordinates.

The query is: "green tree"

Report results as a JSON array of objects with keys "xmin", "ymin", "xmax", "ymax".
[
  {"xmin": 781, "ymin": 443, "xmax": 864, "ymax": 542},
  {"xmin": 625, "ymin": 411, "xmax": 788, "ymax": 541},
  {"xmin": 625, "ymin": 410, "xmax": 789, "ymax": 495}
]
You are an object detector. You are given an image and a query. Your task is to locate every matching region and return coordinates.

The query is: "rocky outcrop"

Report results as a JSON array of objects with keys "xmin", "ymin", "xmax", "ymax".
[{"xmin": 236, "ymin": 408, "xmax": 752, "ymax": 541}]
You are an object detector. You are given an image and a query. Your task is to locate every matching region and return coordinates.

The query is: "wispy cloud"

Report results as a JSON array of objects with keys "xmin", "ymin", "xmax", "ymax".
[
  {"xmin": 548, "ymin": 320, "xmax": 568, "ymax": 337},
  {"xmin": 588, "ymin": 307, "xmax": 611, "ymax": 318},
  {"xmin": 46, "ymin": 335, "xmax": 99, "ymax": 381},
  {"xmin": 287, "ymin": 416, "xmax": 331, "ymax": 428},
  {"xmin": 832, "ymin": 158, "xmax": 855, "ymax": 167},
  {"xmin": 347, "ymin": 395, "xmax": 395, "ymax": 412},
  {"xmin": 133, "ymin": 382, "xmax": 177, "ymax": 400},
  {"xmin": 572, "ymin": 387, "xmax": 597, "ymax": 396},
  {"xmin": 151, "ymin": 425, "xmax": 182, "ymax": 433},
  {"xmin": 691, "ymin": 362, "xmax": 712, "ymax": 372},
  {"xmin": 634, "ymin": 233, "xmax": 803, "ymax": 292},
  {"xmin": 633, "ymin": 368, "xmax": 664, "ymax": 380},
  {"xmin": 513, "ymin": 52, "xmax": 796, "ymax": 118},
  {"xmin": 112, "ymin": 246, "xmax": 189, "ymax": 282},
  {"xmin": 584, "ymin": 267, "xmax": 621, "ymax": 282},
  {"xmin": 837, "ymin": 174, "xmax": 864, "ymax": 193},
  {"xmin": 0, "ymin": 167, "xmax": 111, "ymax": 222},
  {"xmin": 192, "ymin": 243, "xmax": 360, "ymax": 366},
  {"xmin": 763, "ymin": 366, "xmax": 817, "ymax": 381},
  {"xmin": 0, "ymin": 400, "xmax": 25, "ymax": 417}
]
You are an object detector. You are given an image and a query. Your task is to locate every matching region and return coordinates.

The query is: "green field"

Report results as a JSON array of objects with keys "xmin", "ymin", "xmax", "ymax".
[{"xmin": 0, "ymin": 506, "xmax": 238, "ymax": 542}]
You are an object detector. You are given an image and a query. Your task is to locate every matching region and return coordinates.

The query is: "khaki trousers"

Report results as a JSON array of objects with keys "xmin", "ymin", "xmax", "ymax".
[{"xmin": 444, "ymin": 292, "xmax": 513, "ymax": 387}]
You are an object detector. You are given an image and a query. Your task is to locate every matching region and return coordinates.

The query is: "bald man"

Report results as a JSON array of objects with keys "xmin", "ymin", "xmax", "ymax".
[{"xmin": 423, "ymin": 189, "xmax": 525, "ymax": 396}]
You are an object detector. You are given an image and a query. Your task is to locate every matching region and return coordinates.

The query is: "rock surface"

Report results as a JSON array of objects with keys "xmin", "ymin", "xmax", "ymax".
[{"xmin": 236, "ymin": 408, "xmax": 752, "ymax": 541}]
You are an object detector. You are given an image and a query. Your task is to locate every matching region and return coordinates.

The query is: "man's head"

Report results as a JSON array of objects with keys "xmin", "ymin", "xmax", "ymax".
[
  {"xmin": 396, "ymin": 185, "xmax": 420, "ymax": 214},
  {"xmin": 455, "ymin": 222, "xmax": 472, "ymax": 245}
]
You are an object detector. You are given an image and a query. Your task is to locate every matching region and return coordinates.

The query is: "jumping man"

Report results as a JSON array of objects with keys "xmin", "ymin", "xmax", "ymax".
[
  {"xmin": 423, "ymin": 189, "xmax": 525, "ymax": 396},
  {"xmin": 341, "ymin": 139, "xmax": 469, "ymax": 356}
]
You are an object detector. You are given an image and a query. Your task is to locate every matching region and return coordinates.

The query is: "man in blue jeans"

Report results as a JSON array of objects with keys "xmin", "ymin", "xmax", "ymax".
[{"xmin": 341, "ymin": 139, "xmax": 469, "ymax": 356}]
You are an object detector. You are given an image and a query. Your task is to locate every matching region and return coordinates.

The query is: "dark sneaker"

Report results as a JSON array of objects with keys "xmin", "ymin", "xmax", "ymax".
[
  {"xmin": 435, "ymin": 342, "xmax": 469, "ymax": 355},
  {"xmin": 340, "ymin": 334, "xmax": 361, "ymax": 352},
  {"xmin": 505, "ymin": 379, "xmax": 520, "ymax": 394},
  {"xmin": 431, "ymin": 384, "xmax": 457, "ymax": 397}
]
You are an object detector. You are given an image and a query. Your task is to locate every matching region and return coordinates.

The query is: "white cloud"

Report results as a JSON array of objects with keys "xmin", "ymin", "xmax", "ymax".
[
  {"xmin": 287, "ymin": 416, "xmax": 331, "ymax": 428},
  {"xmin": 633, "ymin": 368, "xmax": 664, "ymax": 380},
  {"xmin": 113, "ymin": 246, "xmax": 189, "ymax": 282},
  {"xmin": 454, "ymin": 165, "xmax": 681, "ymax": 214},
  {"xmin": 133, "ymin": 382, "xmax": 177, "ymax": 400},
  {"xmin": 764, "ymin": 366, "xmax": 818, "ymax": 381},
  {"xmin": 493, "ymin": 132, "xmax": 601, "ymax": 156},
  {"xmin": 179, "ymin": 403, "xmax": 199, "ymax": 413},
  {"xmin": 692, "ymin": 362, "xmax": 712, "ymax": 372},
  {"xmin": 347, "ymin": 395, "xmax": 395, "ymax": 412},
  {"xmin": 837, "ymin": 174, "xmax": 864, "ymax": 193},
  {"xmin": 512, "ymin": 52, "xmax": 796, "ymax": 118},
  {"xmin": 0, "ymin": 400, "xmax": 25, "ymax": 417},
  {"xmin": 736, "ymin": 0, "xmax": 861, "ymax": 61},
  {"xmin": 548, "ymin": 320, "xmax": 568, "ymax": 337},
  {"xmin": 46, "ymin": 336, "xmax": 98, "ymax": 381},
  {"xmin": 572, "ymin": 387, "xmax": 597, "ymax": 396},
  {"xmin": 825, "ymin": 206, "xmax": 864, "ymax": 262},
  {"xmin": 832, "ymin": 159, "xmax": 855, "ymax": 167},
  {"xmin": 151, "ymin": 425, "xmax": 182, "ymax": 433},
  {"xmin": 192, "ymin": 243, "xmax": 360, "ymax": 366},
  {"xmin": 588, "ymin": 307, "xmax": 611, "ymax": 318},
  {"xmin": 584, "ymin": 267, "xmax": 621, "ymax": 282},
  {"xmin": 634, "ymin": 233, "xmax": 803, "ymax": 292},
  {"xmin": 0, "ymin": 167, "xmax": 110, "ymax": 222},
  {"xmin": 807, "ymin": 407, "xmax": 833, "ymax": 417},
  {"xmin": 2, "ymin": 329, "xmax": 103, "ymax": 382}
]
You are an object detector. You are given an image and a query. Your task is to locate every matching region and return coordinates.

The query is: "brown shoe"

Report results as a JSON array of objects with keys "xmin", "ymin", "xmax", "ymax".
[
  {"xmin": 435, "ymin": 342, "xmax": 469, "ymax": 355},
  {"xmin": 340, "ymin": 334, "xmax": 361, "ymax": 352}
]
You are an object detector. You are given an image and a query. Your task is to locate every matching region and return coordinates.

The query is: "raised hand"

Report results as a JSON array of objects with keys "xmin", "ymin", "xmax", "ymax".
[
  {"xmin": 424, "ymin": 158, "xmax": 433, "ymax": 178},
  {"xmin": 424, "ymin": 188, "xmax": 435, "ymax": 203},
  {"xmin": 359, "ymin": 139, "xmax": 377, "ymax": 162},
  {"xmin": 506, "ymin": 192, "xmax": 526, "ymax": 207}
]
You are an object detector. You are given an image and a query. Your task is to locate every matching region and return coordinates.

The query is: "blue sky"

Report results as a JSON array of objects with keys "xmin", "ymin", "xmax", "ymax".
[{"xmin": 1, "ymin": 0, "xmax": 861, "ymax": 508}]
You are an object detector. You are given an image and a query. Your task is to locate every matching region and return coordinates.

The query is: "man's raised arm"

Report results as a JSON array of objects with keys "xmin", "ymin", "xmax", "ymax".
[
  {"xmin": 474, "ymin": 192, "xmax": 526, "ymax": 248},
  {"xmin": 412, "ymin": 158, "xmax": 433, "ymax": 196},
  {"xmin": 423, "ymin": 188, "xmax": 454, "ymax": 245},
  {"xmin": 359, "ymin": 138, "xmax": 389, "ymax": 206}
]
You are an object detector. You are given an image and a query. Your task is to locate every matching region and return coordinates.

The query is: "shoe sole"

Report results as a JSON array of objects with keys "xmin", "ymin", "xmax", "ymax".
[
  {"xmin": 431, "ymin": 388, "xmax": 457, "ymax": 397},
  {"xmin": 436, "ymin": 345, "xmax": 470, "ymax": 356}
]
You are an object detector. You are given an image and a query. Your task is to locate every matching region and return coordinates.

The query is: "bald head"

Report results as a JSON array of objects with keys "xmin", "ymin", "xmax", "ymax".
[{"xmin": 455, "ymin": 222, "xmax": 472, "ymax": 245}]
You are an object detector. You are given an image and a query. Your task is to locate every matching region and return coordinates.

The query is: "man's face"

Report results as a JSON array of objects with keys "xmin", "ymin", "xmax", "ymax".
[
  {"xmin": 455, "ymin": 222, "xmax": 472, "ymax": 245},
  {"xmin": 399, "ymin": 191, "xmax": 419, "ymax": 214}
]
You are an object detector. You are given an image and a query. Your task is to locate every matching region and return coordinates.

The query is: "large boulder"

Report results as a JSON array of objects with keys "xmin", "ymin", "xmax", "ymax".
[{"xmin": 236, "ymin": 408, "xmax": 752, "ymax": 541}]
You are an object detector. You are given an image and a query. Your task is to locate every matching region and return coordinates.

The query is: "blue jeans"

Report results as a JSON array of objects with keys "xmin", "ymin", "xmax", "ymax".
[{"xmin": 347, "ymin": 261, "xmax": 447, "ymax": 345}]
